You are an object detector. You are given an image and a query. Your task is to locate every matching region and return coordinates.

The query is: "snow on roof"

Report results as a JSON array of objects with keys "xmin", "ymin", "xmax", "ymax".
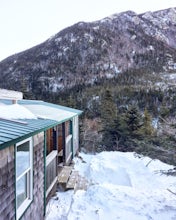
[
  {"xmin": 19, "ymin": 99, "xmax": 82, "ymax": 115},
  {"xmin": 0, "ymin": 99, "xmax": 82, "ymax": 123},
  {"xmin": 0, "ymin": 103, "xmax": 37, "ymax": 119},
  {"xmin": 0, "ymin": 88, "xmax": 23, "ymax": 100},
  {"xmin": 18, "ymin": 99, "xmax": 82, "ymax": 121},
  {"xmin": 21, "ymin": 104, "xmax": 76, "ymax": 121}
]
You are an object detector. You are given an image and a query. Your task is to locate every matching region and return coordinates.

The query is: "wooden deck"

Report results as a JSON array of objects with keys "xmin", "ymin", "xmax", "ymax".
[
  {"xmin": 58, "ymin": 166, "xmax": 72, "ymax": 183},
  {"xmin": 58, "ymin": 166, "xmax": 88, "ymax": 191},
  {"xmin": 66, "ymin": 171, "xmax": 79, "ymax": 189}
]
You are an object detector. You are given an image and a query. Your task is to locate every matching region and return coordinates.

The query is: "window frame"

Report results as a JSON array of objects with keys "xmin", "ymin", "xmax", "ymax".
[{"xmin": 15, "ymin": 137, "xmax": 33, "ymax": 220}]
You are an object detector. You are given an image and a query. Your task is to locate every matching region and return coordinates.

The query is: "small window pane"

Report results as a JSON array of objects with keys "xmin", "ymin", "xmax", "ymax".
[
  {"xmin": 16, "ymin": 174, "xmax": 27, "ymax": 209},
  {"xmin": 16, "ymin": 141, "xmax": 30, "ymax": 177}
]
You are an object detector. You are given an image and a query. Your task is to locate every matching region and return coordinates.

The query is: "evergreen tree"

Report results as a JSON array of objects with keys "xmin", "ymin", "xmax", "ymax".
[
  {"xmin": 113, "ymin": 110, "xmax": 128, "ymax": 149},
  {"xmin": 67, "ymin": 95, "xmax": 77, "ymax": 108},
  {"xmin": 124, "ymin": 105, "xmax": 142, "ymax": 137},
  {"xmin": 140, "ymin": 108, "xmax": 154, "ymax": 136},
  {"xmin": 100, "ymin": 89, "xmax": 117, "ymax": 150}
]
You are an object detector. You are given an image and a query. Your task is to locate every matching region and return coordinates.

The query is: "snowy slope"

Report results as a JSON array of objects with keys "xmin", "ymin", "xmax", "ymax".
[{"xmin": 46, "ymin": 152, "xmax": 176, "ymax": 220}]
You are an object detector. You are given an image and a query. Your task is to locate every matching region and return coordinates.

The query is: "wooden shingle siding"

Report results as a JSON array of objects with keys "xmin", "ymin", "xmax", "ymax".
[
  {"xmin": 21, "ymin": 132, "xmax": 44, "ymax": 220},
  {"xmin": 0, "ymin": 145, "xmax": 15, "ymax": 220}
]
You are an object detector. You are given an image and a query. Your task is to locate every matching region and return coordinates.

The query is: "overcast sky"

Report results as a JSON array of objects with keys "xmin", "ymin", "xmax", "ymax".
[{"xmin": 0, "ymin": 0, "xmax": 175, "ymax": 61}]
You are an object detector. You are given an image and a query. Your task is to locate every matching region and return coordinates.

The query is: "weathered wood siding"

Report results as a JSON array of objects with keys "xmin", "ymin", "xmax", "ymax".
[
  {"xmin": 0, "ymin": 145, "xmax": 15, "ymax": 220},
  {"xmin": 22, "ymin": 132, "xmax": 44, "ymax": 220}
]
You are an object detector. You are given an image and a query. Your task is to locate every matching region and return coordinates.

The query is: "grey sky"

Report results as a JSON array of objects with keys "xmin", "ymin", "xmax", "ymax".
[{"xmin": 0, "ymin": 0, "xmax": 175, "ymax": 61}]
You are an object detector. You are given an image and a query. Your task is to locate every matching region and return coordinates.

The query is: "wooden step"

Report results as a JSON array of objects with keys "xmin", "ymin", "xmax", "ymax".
[
  {"xmin": 58, "ymin": 166, "xmax": 72, "ymax": 184},
  {"xmin": 66, "ymin": 171, "xmax": 79, "ymax": 189}
]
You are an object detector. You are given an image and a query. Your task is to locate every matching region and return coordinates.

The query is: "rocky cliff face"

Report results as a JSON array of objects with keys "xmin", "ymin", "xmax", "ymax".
[{"xmin": 0, "ymin": 8, "xmax": 176, "ymax": 94}]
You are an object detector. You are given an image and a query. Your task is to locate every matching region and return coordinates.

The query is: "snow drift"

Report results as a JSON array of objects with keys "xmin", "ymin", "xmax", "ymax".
[{"xmin": 46, "ymin": 151, "xmax": 176, "ymax": 220}]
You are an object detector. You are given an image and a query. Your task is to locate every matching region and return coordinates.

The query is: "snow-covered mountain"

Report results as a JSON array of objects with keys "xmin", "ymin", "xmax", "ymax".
[
  {"xmin": 0, "ymin": 8, "xmax": 176, "ymax": 94},
  {"xmin": 46, "ymin": 152, "xmax": 176, "ymax": 220}
]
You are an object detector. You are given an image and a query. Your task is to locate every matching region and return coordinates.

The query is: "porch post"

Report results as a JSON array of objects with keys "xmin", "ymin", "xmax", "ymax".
[
  {"xmin": 53, "ymin": 126, "xmax": 58, "ymax": 151},
  {"xmin": 43, "ymin": 130, "xmax": 46, "ymax": 216},
  {"xmin": 62, "ymin": 123, "xmax": 66, "ymax": 163},
  {"xmin": 56, "ymin": 126, "xmax": 58, "ymax": 152},
  {"xmin": 70, "ymin": 120, "xmax": 73, "ymax": 159}
]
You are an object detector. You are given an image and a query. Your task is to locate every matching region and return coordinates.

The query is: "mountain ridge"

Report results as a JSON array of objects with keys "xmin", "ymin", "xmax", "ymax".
[{"xmin": 0, "ymin": 7, "xmax": 176, "ymax": 95}]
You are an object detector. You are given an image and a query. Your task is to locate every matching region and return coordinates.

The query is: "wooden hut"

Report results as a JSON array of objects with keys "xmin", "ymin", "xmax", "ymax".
[{"xmin": 0, "ymin": 89, "xmax": 82, "ymax": 220}]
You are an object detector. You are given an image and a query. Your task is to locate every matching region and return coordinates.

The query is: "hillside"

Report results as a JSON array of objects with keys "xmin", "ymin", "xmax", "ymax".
[
  {"xmin": 0, "ymin": 8, "xmax": 176, "ymax": 96},
  {"xmin": 0, "ymin": 8, "xmax": 176, "ymax": 163}
]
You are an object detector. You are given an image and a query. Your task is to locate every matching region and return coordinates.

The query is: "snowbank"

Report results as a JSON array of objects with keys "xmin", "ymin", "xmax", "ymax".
[{"xmin": 46, "ymin": 152, "xmax": 176, "ymax": 220}]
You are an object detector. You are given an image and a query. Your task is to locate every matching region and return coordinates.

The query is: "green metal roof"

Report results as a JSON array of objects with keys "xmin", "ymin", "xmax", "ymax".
[
  {"xmin": 0, "ymin": 99, "xmax": 83, "ymax": 150},
  {"xmin": 0, "ymin": 118, "xmax": 59, "ymax": 150},
  {"xmin": 18, "ymin": 100, "xmax": 82, "ymax": 122}
]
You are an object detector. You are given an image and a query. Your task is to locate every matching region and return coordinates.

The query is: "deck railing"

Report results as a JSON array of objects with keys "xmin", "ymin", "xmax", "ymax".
[{"xmin": 46, "ymin": 150, "xmax": 58, "ymax": 197}]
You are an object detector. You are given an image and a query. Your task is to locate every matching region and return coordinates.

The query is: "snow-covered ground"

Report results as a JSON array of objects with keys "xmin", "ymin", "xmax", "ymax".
[{"xmin": 46, "ymin": 152, "xmax": 176, "ymax": 220}]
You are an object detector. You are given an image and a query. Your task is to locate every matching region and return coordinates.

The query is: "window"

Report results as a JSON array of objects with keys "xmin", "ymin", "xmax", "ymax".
[{"xmin": 16, "ymin": 137, "xmax": 33, "ymax": 219}]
